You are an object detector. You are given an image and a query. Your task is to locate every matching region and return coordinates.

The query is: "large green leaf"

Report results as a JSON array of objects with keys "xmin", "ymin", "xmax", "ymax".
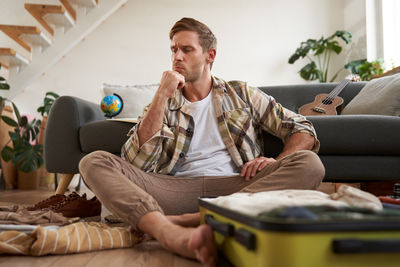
[
  {"xmin": 20, "ymin": 116, "xmax": 28, "ymax": 127},
  {"xmin": 0, "ymin": 82, "xmax": 10, "ymax": 90},
  {"xmin": 299, "ymin": 61, "xmax": 323, "ymax": 81},
  {"xmin": 288, "ymin": 53, "xmax": 300, "ymax": 64},
  {"xmin": 37, "ymin": 91, "xmax": 60, "ymax": 116},
  {"xmin": 11, "ymin": 102, "xmax": 21, "ymax": 125},
  {"xmin": 1, "ymin": 115, "xmax": 18, "ymax": 127},
  {"xmin": 314, "ymin": 44, "xmax": 325, "ymax": 56},
  {"xmin": 44, "ymin": 97, "xmax": 53, "ymax": 104},
  {"xmin": 328, "ymin": 30, "xmax": 352, "ymax": 44},
  {"xmin": 288, "ymin": 39, "xmax": 316, "ymax": 63},
  {"xmin": 14, "ymin": 144, "xmax": 43, "ymax": 172},
  {"xmin": 345, "ymin": 59, "xmax": 366, "ymax": 74},
  {"xmin": 1, "ymin": 146, "xmax": 14, "ymax": 161},
  {"xmin": 327, "ymin": 41, "xmax": 342, "ymax": 54},
  {"xmin": 45, "ymin": 105, "xmax": 51, "ymax": 114},
  {"xmin": 9, "ymin": 131, "xmax": 19, "ymax": 142},
  {"xmin": 0, "ymin": 74, "xmax": 10, "ymax": 90}
]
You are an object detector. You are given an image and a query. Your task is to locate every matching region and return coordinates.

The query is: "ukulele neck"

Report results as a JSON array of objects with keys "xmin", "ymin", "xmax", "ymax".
[{"xmin": 328, "ymin": 79, "xmax": 351, "ymax": 99}]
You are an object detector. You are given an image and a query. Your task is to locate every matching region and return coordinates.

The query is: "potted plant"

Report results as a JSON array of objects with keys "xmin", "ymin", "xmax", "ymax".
[
  {"xmin": 288, "ymin": 30, "xmax": 352, "ymax": 83},
  {"xmin": 1, "ymin": 101, "xmax": 43, "ymax": 190},
  {"xmin": 37, "ymin": 91, "xmax": 60, "ymax": 117},
  {"xmin": 345, "ymin": 58, "xmax": 385, "ymax": 81}
]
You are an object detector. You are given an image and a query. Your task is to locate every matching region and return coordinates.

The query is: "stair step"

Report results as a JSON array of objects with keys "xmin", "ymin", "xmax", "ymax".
[
  {"xmin": 68, "ymin": 0, "xmax": 98, "ymax": 8},
  {"xmin": 0, "ymin": 48, "xmax": 30, "ymax": 69},
  {"xmin": 24, "ymin": 4, "xmax": 75, "ymax": 36},
  {"xmin": 0, "ymin": 25, "xmax": 52, "ymax": 52},
  {"xmin": 59, "ymin": 0, "xmax": 76, "ymax": 21}
]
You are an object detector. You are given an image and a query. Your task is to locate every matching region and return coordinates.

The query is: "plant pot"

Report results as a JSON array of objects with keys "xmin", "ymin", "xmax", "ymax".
[{"xmin": 17, "ymin": 169, "xmax": 40, "ymax": 190}]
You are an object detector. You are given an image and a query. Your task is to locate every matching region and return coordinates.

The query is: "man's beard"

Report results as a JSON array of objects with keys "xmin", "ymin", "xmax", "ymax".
[
  {"xmin": 173, "ymin": 64, "xmax": 201, "ymax": 83},
  {"xmin": 182, "ymin": 69, "xmax": 201, "ymax": 83}
]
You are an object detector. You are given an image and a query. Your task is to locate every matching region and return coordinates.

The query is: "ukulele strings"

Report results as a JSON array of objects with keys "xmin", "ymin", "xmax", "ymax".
[{"xmin": 315, "ymin": 80, "xmax": 349, "ymax": 109}]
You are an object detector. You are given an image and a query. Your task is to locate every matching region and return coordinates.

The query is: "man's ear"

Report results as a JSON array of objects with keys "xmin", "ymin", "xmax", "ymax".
[{"xmin": 206, "ymin": 48, "xmax": 216, "ymax": 64}]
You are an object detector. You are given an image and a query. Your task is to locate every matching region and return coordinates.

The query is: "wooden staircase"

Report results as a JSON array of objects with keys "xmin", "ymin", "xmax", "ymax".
[
  {"xmin": 0, "ymin": 0, "xmax": 126, "ymax": 99},
  {"xmin": 24, "ymin": 4, "xmax": 75, "ymax": 36},
  {"xmin": 0, "ymin": 25, "xmax": 51, "ymax": 53},
  {"xmin": 0, "ymin": 48, "xmax": 30, "ymax": 70}
]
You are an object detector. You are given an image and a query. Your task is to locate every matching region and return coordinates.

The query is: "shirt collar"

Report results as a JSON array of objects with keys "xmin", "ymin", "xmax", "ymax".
[{"xmin": 168, "ymin": 75, "xmax": 227, "ymax": 111}]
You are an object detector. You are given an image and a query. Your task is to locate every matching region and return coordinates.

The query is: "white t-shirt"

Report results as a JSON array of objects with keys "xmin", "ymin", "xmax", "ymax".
[{"xmin": 174, "ymin": 91, "xmax": 239, "ymax": 177}]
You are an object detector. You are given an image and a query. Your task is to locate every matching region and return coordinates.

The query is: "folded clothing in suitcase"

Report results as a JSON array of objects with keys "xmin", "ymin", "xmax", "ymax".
[{"xmin": 199, "ymin": 186, "xmax": 400, "ymax": 267}]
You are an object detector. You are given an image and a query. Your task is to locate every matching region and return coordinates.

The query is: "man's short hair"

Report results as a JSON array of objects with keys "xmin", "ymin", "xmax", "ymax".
[{"xmin": 169, "ymin": 17, "xmax": 217, "ymax": 52}]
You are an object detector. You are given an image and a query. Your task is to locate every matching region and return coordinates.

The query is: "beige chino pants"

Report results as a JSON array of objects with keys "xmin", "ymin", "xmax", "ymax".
[{"xmin": 79, "ymin": 150, "xmax": 325, "ymax": 228}]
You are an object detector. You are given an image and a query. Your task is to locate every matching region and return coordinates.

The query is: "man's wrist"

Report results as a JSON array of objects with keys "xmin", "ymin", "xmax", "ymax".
[{"xmin": 152, "ymin": 90, "xmax": 170, "ymax": 106}]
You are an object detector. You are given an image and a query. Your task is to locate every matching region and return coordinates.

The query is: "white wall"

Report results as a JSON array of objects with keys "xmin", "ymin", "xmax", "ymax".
[{"xmin": 8, "ymin": 0, "xmax": 366, "ymax": 117}]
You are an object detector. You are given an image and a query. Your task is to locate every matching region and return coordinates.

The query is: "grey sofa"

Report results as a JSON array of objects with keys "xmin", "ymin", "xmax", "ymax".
[{"xmin": 44, "ymin": 82, "xmax": 400, "ymax": 193}]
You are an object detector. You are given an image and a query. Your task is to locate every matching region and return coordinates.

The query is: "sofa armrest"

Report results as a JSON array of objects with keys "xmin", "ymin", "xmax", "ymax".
[{"xmin": 44, "ymin": 96, "xmax": 105, "ymax": 174}]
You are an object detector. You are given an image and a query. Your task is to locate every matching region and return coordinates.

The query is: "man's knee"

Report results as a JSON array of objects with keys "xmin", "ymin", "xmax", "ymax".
[
  {"xmin": 79, "ymin": 150, "xmax": 113, "ymax": 183},
  {"xmin": 288, "ymin": 150, "xmax": 325, "ymax": 188}
]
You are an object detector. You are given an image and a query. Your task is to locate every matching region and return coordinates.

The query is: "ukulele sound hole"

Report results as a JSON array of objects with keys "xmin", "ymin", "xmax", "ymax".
[{"xmin": 322, "ymin": 99, "xmax": 333, "ymax": 105}]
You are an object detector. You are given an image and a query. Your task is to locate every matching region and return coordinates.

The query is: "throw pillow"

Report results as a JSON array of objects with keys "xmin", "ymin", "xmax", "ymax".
[
  {"xmin": 341, "ymin": 73, "xmax": 400, "ymax": 116},
  {"xmin": 102, "ymin": 83, "xmax": 159, "ymax": 118}
]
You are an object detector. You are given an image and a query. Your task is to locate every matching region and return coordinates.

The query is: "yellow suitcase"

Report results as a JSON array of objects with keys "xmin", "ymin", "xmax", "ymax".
[{"xmin": 199, "ymin": 198, "xmax": 400, "ymax": 267}]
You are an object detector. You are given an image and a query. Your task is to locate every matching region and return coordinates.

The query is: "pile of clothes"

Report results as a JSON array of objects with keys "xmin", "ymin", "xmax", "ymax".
[{"xmin": 0, "ymin": 192, "xmax": 141, "ymax": 256}]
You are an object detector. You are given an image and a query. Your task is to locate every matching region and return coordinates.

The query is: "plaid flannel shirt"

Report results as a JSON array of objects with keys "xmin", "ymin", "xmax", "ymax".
[{"xmin": 121, "ymin": 76, "xmax": 319, "ymax": 175}]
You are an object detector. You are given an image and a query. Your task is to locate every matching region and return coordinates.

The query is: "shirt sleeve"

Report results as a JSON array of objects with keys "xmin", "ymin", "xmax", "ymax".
[
  {"xmin": 248, "ymin": 85, "xmax": 320, "ymax": 153},
  {"xmin": 121, "ymin": 106, "xmax": 174, "ymax": 171}
]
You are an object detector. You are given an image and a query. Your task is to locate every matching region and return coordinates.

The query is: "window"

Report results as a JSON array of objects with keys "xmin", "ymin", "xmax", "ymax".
[
  {"xmin": 367, "ymin": 0, "xmax": 400, "ymax": 68},
  {"xmin": 381, "ymin": 0, "xmax": 400, "ymax": 67}
]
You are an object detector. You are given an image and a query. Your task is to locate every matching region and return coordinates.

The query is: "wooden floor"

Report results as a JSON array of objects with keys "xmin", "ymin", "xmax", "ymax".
[{"xmin": 0, "ymin": 189, "xmax": 232, "ymax": 267}]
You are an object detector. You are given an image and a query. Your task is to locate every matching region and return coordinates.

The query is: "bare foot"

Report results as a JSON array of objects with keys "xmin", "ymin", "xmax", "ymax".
[
  {"xmin": 159, "ymin": 224, "xmax": 217, "ymax": 266},
  {"xmin": 138, "ymin": 212, "xmax": 217, "ymax": 266},
  {"xmin": 188, "ymin": 224, "xmax": 218, "ymax": 267},
  {"xmin": 167, "ymin": 212, "xmax": 201, "ymax": 227}
]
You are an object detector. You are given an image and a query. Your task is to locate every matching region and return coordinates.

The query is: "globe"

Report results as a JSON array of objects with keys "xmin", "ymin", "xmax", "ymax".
[{"xmin": 100, "ymin": 94, "xmax": 123, "ymax": 118}]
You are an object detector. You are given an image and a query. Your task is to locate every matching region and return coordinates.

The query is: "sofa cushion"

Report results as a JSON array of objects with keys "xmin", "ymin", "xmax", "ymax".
[
  {"xmin": 309, "ymin": 115, "xmax": 400, "ymax": 155},
  {"xmin": 341, "ymin": 74, "xmax": 400, "ymax": 116},
  {"xmin": 102, "ymin": 83, "xmax": 158, "ymax": 119}
]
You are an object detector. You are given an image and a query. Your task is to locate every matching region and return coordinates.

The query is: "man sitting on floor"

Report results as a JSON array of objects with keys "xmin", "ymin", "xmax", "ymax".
[{"xmin": 79, "ymin": 17, "xmax": 325, "ymax": 267}]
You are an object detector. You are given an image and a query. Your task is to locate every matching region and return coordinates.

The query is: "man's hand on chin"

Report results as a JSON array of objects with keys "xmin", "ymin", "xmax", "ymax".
[{"xmin": 157, "ymin": 70, "xmax": 185, "ymax": 99}]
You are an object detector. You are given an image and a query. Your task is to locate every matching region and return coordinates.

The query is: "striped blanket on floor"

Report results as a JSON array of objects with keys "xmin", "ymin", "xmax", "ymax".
[{"xmin": 0, "ymin": 222, "xmax": 140, "ymax": 256}]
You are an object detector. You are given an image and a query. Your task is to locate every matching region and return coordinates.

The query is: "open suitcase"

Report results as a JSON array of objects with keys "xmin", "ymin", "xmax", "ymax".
[{"xmin": 199, "ymin": 197, "xmax": 400, "ymax": 267}]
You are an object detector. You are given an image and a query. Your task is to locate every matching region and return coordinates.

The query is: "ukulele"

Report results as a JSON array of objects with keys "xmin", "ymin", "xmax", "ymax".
[{"xmin": 298, "ymin": 74, "xmax": 360, "ymax": 116}]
